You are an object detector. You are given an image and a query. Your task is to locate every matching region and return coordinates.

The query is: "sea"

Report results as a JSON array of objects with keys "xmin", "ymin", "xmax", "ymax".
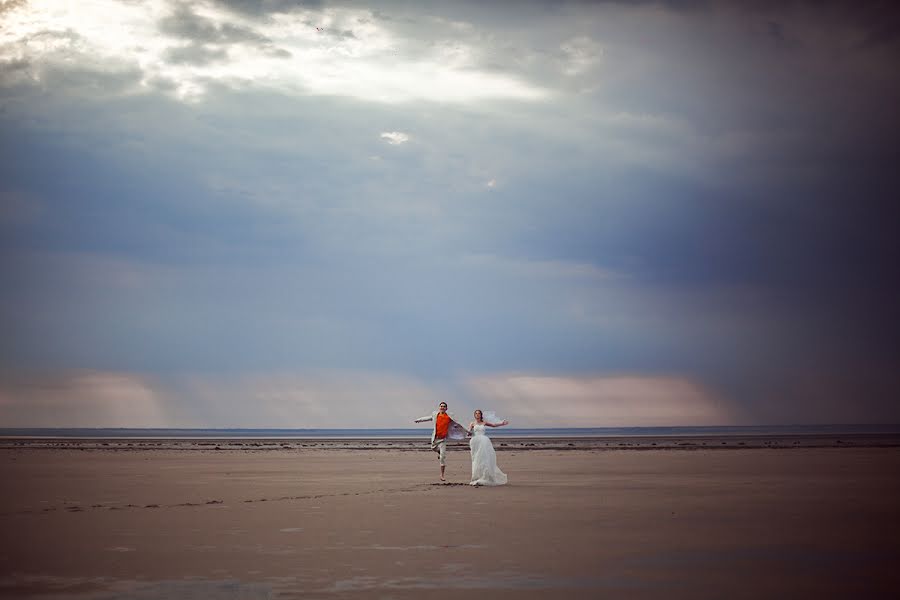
[{"xmin": 2, "ymin": 424, "xmax": 899, "ymax": 439}]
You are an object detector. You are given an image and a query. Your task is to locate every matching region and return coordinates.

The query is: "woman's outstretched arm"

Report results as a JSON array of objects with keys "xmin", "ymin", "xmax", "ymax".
[{"xmin": 485, "ymin": 420, "xmax": 509, "ymax": 427}]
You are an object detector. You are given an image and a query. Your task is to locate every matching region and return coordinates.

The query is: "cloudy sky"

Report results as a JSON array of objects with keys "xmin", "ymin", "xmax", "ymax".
[{"xmin": 1, "ymin": 0, "xmax": 898, "ymax": 428}]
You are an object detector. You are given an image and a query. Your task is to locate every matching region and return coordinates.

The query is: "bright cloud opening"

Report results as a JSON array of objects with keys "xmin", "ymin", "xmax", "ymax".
[
  {"xmin": 0, "ymin": 0, "xmax": 547, "ymax": 104},
  {"xmin": 380, "ymin": 131, "xmax": 409, "ymax": 145}
]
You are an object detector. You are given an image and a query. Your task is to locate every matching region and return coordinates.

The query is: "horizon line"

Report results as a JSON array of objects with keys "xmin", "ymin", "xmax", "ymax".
[{"xmin": 2, "ymin": 424, "xmax": 899, "ymax": 431}]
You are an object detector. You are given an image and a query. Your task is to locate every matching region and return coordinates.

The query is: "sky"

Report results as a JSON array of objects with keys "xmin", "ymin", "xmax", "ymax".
[{"xmin": 1, "ymin": 0, "xmax": 898, "ymax": 428}]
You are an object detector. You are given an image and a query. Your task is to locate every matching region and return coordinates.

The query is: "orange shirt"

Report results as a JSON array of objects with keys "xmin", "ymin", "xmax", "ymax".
[{"xmin": 435, "ymin": 412, "xmax": 451, "ymax": 439}]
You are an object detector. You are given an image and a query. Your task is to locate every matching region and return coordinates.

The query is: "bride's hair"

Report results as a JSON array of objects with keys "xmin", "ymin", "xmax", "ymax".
[{"xmin": 474, "ymin": 409, "xmax": 483, "ymax": 420}]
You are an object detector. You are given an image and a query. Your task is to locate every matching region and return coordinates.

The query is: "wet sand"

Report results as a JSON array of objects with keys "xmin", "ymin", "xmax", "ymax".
[{"xmin": 1, "ymin": 440, "xmax": 899, "ymax": 599}]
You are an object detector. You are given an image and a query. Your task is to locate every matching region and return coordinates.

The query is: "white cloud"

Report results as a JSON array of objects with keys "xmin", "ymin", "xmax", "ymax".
[
  {"xmin": 0, "ymin": 369, "xmax": 451, "ymax": 428},
  {"xmin": 170, "ymin": 371, "xmax": 449, "ymax": 428},
  {"xmin": 466, "ymin": 373, "xmax": 740, "ymax": 427},
  {"xmin": 380, "ymin": 131, "xmax": 409, "ymax": 145},
  {"xmin": 0, "ymin": 0, "xmax": 547, "ymax": 104},
  {"xmin": 560, "ymin": 35, "xmax": 602, "ymax": 76},
  {"xmin": 0, "ymin": 368, "xmax": 738, "ymax": 428},
  {"xmin": 0, "ymin": 371, "xmax": 170, "ymax": 428}
]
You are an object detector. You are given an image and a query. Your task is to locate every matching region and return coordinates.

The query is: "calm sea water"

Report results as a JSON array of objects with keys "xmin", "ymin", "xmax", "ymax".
[{"xmin": 2, "ymin": 425, "xmax": 899, "ymax": 439}]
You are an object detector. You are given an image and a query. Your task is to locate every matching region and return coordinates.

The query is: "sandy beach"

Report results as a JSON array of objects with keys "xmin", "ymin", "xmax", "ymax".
[{"xmin": 1, "ymin": 440, "xmax": 899, "ymax": 599}]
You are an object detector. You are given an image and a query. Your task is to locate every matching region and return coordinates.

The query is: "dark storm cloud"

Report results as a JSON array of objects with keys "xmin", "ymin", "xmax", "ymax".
[
  {"xmin": 36, "ymin": 62, "xmax": 144, "ymax": 96},
  {"xmin": 212, "ymin": 0, "xmax": 325, "ymax": 18},
  {"xmin": 163, "ymin": 43, "xmax": 229, "ymax": 66},
  {"xmin": 156, "ymin": 3, "xmax": 292, "ymax": 63},
  {"xmin": 0, "ymin": 0, "xmax": 25, "ymax": 16},
  {"xmin": 0, "ymin": 57, "xmax": 30, "ymax": 86},
  {"xmin": 1, "ymin": 0, "xmax": 899, "ymax": 425},
  {"xmin": 159, "ymin": 5, "xmax": 270, "ymax": 44}
]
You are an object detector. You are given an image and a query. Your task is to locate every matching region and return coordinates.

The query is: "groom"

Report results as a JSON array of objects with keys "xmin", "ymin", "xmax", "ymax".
[{"xmin": 414, "ymin": 402, "xmax": 466, "ymax": 481}]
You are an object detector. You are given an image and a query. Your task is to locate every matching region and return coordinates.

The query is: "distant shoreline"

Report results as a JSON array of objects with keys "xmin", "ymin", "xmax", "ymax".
[
  {"xmin": 4, "ymin": 425, "xmax": 900, "ymax": 452},
  {"xmin": 3, "ymin": 424, "xmax": 900, "ymax": 440},
  {"xmin": 3, "ymin": 431, "xmax": 900, "ymax": 451}
]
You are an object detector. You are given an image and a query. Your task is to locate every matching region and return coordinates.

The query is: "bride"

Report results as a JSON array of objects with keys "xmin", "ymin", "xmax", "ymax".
[{"xmin": 467, "ymin": 410, "xmax": 509, "ymax": 486}]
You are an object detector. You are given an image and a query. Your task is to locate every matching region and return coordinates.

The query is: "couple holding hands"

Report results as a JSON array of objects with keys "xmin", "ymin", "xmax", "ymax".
[{"xmin": 414, "ymin": 402, "xmax": 509, "ymax": 486}]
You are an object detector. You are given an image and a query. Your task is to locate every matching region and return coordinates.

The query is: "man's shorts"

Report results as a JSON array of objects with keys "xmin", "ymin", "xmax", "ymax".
[{"xmin": 431, "ymin": 437, "xmax": 447, "ymax": 466}]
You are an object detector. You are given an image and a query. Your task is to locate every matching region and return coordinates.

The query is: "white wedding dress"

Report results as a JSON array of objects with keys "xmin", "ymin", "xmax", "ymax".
[{"xmin": 469, "ymin": 423, "xmax": 508, "ymax": 486}]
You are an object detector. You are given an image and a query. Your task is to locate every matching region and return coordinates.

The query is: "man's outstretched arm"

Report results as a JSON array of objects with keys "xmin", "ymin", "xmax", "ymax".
[{"xmin": 414, "ymin": 415, "xmax": 433, "ymax": 423}]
